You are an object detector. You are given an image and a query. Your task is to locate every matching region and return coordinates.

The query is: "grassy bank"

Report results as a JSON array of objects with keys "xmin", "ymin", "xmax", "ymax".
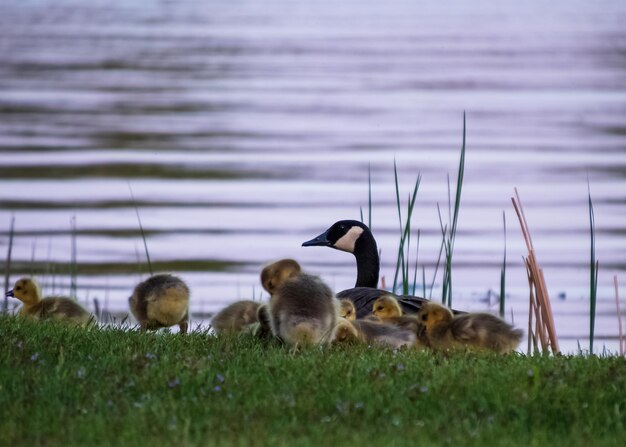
[{"xmin": 1, "ymin": 317, "xmax": 625, "ymax": 447}]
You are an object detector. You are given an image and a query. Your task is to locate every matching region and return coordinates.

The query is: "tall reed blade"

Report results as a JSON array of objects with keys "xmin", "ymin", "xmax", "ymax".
[
  {"xmin": 70, "ymin": 215, "xmax": 77, "ymax": 300},
  {"xmin": 441, "ymin": 112, "xmax": 466, "ymax": 307},
  {"xmin": 128, "ymin": 182, "xmax": 153, "ymax": 276},
  {"xmin": 368, "ymin": 163, "xmax": 372, "ymax": 230},
  {"xmin": 513, "ymin": 189, "xmax": 559, "ymax": 354},
  {"xmin": 588, "ymin": 182, "xmax": 597, "ymax": 354},
  {"xmin": 500, "ymin": 211, "xmax": 507, "ymax": 318},
  {"xmin": 3, "ymin": 216, "xmax": 15, "ymax": 314},
  {"xmin": 614, "ymin": 276, "xmax": 625, "ymax": 356}
]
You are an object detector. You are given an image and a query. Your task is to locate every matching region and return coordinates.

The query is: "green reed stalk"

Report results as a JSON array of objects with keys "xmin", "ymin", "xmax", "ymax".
[
  {"xmin": 588, "ymin": 181, "xmax": 598, "ymax": 354},
  {"xmin": 3, "ymin": 216, "xmax": 15, "ymax": 314},
  {"xmin": 441, "ymin": 112, "xmax": 466, "ymax": 307},
  {"xmin": 368, "ymin": 163, "xmax": 372, "ymax": 230},
  {"xmin": 411, "ymin": 229, "xmax": 420, "ymax": 296},
  {"xmin": 429, "ymin": 223, "xmax": 447, "ymax": 300},
  {"xmin": 392, "ymin": 162, "xmax": 421, "ymax": 294},
  {"xmin": 70, "ymin": 215, "xmax": 77, "ymax": 300},
  {"xmin": 500, "ymin": 211, "xmax": 507, "ymax": 318},
  {"xmin": 128, "ymin": 182, "xmax": 153, "ymax": 276}
]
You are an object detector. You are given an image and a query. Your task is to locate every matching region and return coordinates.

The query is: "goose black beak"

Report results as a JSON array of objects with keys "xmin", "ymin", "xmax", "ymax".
[
  {"xmin": 302, "ymin": 230, "xmax": 331, "ymax": 247},
  {"xmin": 5, "ymin": 289, "xmax": 14, "ymax": 298}
]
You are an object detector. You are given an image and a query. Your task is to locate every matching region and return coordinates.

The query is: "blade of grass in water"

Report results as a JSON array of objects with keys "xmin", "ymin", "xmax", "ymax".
[
  {"xmin": 391, "ymin": 161, "xmax": 421, "ymax": 294},
  {"xmin": 368, "ymin": 163, "xmax": 372, "ymax": 230},
  {"xmin": 411, "ymin": 229, "xmax": 421, "ymax": 296},
  {"xmin": 614, "ymin": 276, "xmax": 625, "ymax": 356},
  {"xmin": 588, "ymin": 180, "xmax": 597, "ymax": 354},
  {"xmin": 500, "ymin": 211, "xmax": 507, "ymax": 318},
  {"xmin": 3, "ymin": 216, "xmax": 15, "ymax": 314},
  {"xmin": 441, "ymin": 112, "xmax": 466, "ymax": 307},
  {"xmin": 70, "ymin": 215, "xmax": 77, "ymax": 300},
  {"xmin": 128, "ymin": 182, "xmax": 153, "ymax": 276}
]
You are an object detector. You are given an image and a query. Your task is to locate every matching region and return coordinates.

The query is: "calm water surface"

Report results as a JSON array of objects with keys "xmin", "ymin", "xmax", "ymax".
[{"xmin": 1, "ymin": 0, "xmax": 625, "ymax": 353}]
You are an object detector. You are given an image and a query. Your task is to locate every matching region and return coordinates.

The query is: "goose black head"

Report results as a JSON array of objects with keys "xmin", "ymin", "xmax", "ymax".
[{"xmin": 302, "ymin": 220, "xmax": 370, "ymax": 254}]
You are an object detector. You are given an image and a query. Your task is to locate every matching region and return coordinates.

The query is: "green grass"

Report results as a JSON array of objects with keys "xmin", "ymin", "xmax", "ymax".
[{"xmin": 2, "ymin": 317, "xmax": 626, "ymax": 447}]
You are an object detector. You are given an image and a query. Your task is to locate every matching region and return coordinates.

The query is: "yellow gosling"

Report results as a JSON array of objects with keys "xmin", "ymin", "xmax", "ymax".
[
  {"xmin": 339, "ymin": 299, "xmax": 356, "ymax": 321},
  {"xmin": 417, "ymin": 302, "xmax": 523, "ymax": 354},
  {"xmin": 6, "ymin": 277, "xmax": 92, "ymax": 326},
  {"xmin": 211, "ymin": 300, "xmax": 261, "ymax": 335},
  {"xmin": 372, "ymin": 294, "xmax": 403, "ymax": 318},
  {"xmin": 129, "ymin": 274, "xmax": 190, "ymax": 334}
]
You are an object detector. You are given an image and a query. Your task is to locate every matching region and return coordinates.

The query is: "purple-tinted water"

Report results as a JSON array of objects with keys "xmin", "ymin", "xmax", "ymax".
[{"xmin": 1, "ymin": 0, "xmax": 625, "ymax": 353}]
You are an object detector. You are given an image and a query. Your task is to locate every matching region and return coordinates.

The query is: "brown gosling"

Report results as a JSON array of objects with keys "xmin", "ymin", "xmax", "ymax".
[
  {"xmin": 260, "ymin": 259, "xmax": 338, "ymax": 349},
  {"xmin": 332, "ymin": 317, "xmax": 421, "ymax": 350},
  {"xmin": 339, "ymin": 299, "xmax": 356, "ymax": 321},
  {"xmin": 211, "ymin": 300, "xmax": 261, "ymax": 336},
  {"xmin": 417, "ymin": 302, "xmax": 523, "ymax": 354},
  {"xmin": 129, "ymin": 274, "xmax": 190, "ymax": 334},
  {"xmin": 333, "ymin": 317, "xmax": 361, "ymax": 344},
  {"xmin": 254, "ymin": 303, "xmax": 275, "ymax": 340},
  {"xmin": 6, "ymin": 277, "xmax": 92, "ymax": 326},
  {"xmin": 260, "ymin": 258, "xmax": 301, "ymax": 295}
]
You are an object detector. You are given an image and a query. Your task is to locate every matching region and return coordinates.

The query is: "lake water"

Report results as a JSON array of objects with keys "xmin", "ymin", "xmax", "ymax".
[{"xmin": 1, "ymin": 0, "xmax": 625, "ymax": 354}]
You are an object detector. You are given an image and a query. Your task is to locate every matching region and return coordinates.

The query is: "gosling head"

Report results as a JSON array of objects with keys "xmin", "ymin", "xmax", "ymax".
[
  {"xmin": 339, "ymin": 299, "xmax": 356, "ymax": 321},
  {"xmin": 302, "ymin": 220, "xmax": 370, "ymax": 254},
  {"xmin": 417, "ymin": 302, "xmax": 454, "ymax": 333},
  {"xmin": 372, "ymin": 294, "xmax": 403, "ymax": 319},
  {"xmin": 260, "ymin": 259, "xmax": 302, "ymax": 295},
  {"xmin": 6, "ymin": 278, "xmax": 41, "ymax": 306}
]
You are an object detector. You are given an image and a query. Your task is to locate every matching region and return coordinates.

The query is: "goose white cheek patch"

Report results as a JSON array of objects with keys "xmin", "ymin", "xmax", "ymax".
[{"xmin": 334, "ymin": 226, "xmax": 364, "ymax": 253}]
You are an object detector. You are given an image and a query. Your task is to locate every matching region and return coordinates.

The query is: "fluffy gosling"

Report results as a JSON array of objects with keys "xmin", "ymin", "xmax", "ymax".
[
  {"xmin": 6, "ymin": 277, "xmax": 92, "ymax": 326},
  {"xmin": 339, "ymin": 299, "xmax": 357, "ymax": 321},
  {"xmin": 129, "ymin": 274, "xmax": 190, "ymax": 334},
  {"xmin": 211, "ymin": 300, "xmax": 261, "ymax": 335},
  {"xmin": 417, "ymin": 302, "xmax": 522, "ymax": 354}
]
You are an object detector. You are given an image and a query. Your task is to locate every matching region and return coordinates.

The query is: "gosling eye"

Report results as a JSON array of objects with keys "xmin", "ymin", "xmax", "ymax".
[
  {"xmin": 421, "ymin": 314, "xmax": 428, "ymax": 322},
  {"xmin": 376, "ymin": 306, "xmax": 383, "ymax": 311},
  {"xmin": 15, "ymin": 286, "xmax": 22, "ymax": 291}
]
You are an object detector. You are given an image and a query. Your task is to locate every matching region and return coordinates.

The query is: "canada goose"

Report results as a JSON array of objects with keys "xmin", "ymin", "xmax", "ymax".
[
  {"xmin": 339, "ymin": 299, "xmax": 356, "ymax": 321},
  {"xmin": 211, "ymin": 300, "xmax": 261, "ymax": 335},
  {"xmin": 417, "ymin": 302, "xmax": 523, "ymax": 354},
  {"xmin": 129, "ymin": 274, "xmax": 190, "ymax": 334},
  {"xmin": 260, "ymin": 259, "xmax": 338, "ymax": 348},
  {"xmin": 303, "ymin": 220, "xmax": 435, "ymax": 317},
  {"xmin": 6, "ymin": 277, "xmax": 92, "ymax": 326}
]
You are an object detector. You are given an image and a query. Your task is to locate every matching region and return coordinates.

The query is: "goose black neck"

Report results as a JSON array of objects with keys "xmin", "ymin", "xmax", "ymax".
[{"xmin": 353, "ymin": 230, "xmax": 379, "ymax": 288}]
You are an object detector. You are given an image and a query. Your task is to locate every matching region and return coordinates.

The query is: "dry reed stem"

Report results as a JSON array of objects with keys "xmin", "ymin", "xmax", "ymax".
[
  {"xmin": 615, "ymin": 275, "xmax": 625, "ymax": 356},
  {"xmin": 513, "ymin": 190, "xmax": 560, "ymax": 354}
]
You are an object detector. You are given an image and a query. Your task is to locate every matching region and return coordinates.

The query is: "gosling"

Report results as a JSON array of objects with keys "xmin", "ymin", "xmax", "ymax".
[
  {"xmin": 332, "ymin": 317, "xmax": 421, "ymax": 350},
  {"xmin": 417, "ymin": 302, "xmax": 523, "ymax": 354},
  {"xmin": 129, "ymin": 274, "xmax": 190, "ymax": 334},
  {"xmin": 211, "ymin": 300, "xmax": 261, "ymax": 336},
  {"xmin": 6, "ymin": 277, "xmax": 92, "ymax": 326},
  {"xmin": 260, "ymin": 259, "xmax": 338, "ymax": 348},
  {"xmin": 339, "ymin": 299, "xmax": 356, "ymax": 321},
  {"xmin": 260, "ymin": 258, "xmax": 301, "ymax": 295},
  {"xmin": 371, "ymin": 294, "xmax": 421, "ymax": 335}
]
